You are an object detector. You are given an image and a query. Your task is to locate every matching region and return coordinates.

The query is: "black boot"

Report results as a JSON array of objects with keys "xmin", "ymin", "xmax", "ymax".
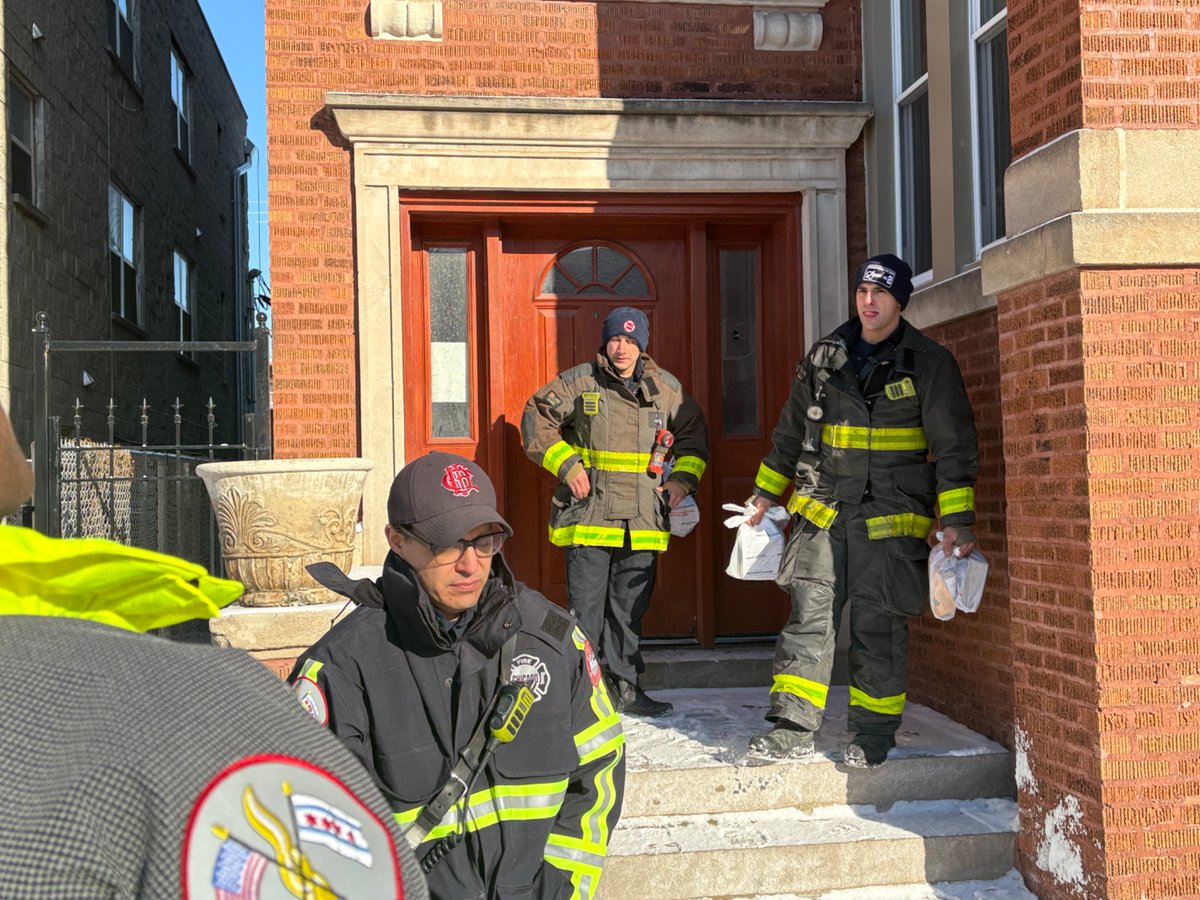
[
  {"xmin": 844, "ymin": 733, "xmax": 896, "ymax": 769},
  {"xmin": 612, "ymin": 677, "xmax": 673, "ymax": 718},
  {"xmin": 746, "ymin": 720, "xmax": 815, "ymax": 761}
]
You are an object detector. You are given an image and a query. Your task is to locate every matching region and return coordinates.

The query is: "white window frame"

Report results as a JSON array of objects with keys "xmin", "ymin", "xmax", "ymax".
[
  {"xmin": 173, "ymin": 249, "xmax": 193, "ymax": 345},
  {"xmin": 970, "ymin": 2, "xmax": 1010, "ymax": 255},
  {"xmin": 8, "ymin": 78, "xmax": 39, "ymax": 206},
  {"xmin": 892, "ymin": 0, "xmax": 932, "ymax": 283},
  {"xmin": 109, "ymin": 184, "xmax": 140, "ymax": 324},
  {"xmin": 170, "ymin": 48, "xmax": 190, "ymax": 160}
]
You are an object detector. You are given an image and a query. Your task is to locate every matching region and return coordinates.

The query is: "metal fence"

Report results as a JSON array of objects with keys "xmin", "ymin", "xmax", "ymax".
[{"xmin": 29, "ymin": 310, "xmax": 272, "ymax": 576}]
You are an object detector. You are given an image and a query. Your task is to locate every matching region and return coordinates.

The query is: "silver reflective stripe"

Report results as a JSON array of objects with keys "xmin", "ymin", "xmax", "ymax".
[{"xmin": 576, "ymin": 721, "xmax": 623, "ymax": 762}]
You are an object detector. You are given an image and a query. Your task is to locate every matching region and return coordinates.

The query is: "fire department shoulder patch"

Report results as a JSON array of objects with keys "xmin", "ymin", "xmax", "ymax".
[
  {"xmin": 510, "ymin": 653, "xmax": 552, "ymax": 701},
  {"xmin": 182, "ymin": 755, "xmax": 404, "ymax": 899},
  {"xmin": 294, "ymin": 679, "xmax": 328, "ymax": 726},
  {"xmin": 582, "ymin": 637, "xmax": 601, "ymax": 687}
]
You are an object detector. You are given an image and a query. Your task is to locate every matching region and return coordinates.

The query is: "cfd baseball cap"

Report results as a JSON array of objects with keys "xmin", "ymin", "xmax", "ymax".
[{"xmin": 387, "ymin": 451, "xmax": 512, "ymax": 550}]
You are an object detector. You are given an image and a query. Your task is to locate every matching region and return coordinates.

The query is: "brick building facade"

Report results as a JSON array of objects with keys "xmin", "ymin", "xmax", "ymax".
[
  {"xmin": 2, "ymin": 0, "xmax": 253, "ymax": 449},
  {"xmin": 265, "ymin": 1, "xmax": 1200, "ymax": 896}
]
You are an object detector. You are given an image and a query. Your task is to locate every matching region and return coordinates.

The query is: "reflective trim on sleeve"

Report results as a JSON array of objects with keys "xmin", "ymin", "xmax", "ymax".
[
  {"xmin": 848, "ymin": 686, "xmax": 906, "ymax": 716},
  {"xmin": 671, "ymin": 455, "xmax": 707, "ymax": 480},
  {"xmin": 543, "ymin": 441, "xmax": 578, "ymax": 477},
  {"xmin": 575, "ymin": 716, "xmax": 624, "ymax": 766},
  {"xmin": 754, "ymin": 462, "xmax": 791, "ymax": 497},
  {"xmin": 785, "ymin": 494, "xmax": 838, "ymax": 529},
  {"xmin": 821, "ymin": 425, "xmax": 928, "ymax": 451},
  {"xmin": 298, "ymin": 659, "xmax": 323, "ymax": 681},
  {"xmin": 569, "ymin": 445, "xmax": 652, "ymax": 473},
  {"xmin": 865, "ymin": 513, "xmax": 935, "ymax": 540},
  {"xmin": 544, "ymin": 835, "xmax": 607, "ymax": 900},
  {"xmin": 938, "ymin": 486, "xmax": 976, "ymax": 515},
  {"xmin": 549, "ymin": 524, "xmax": 628, "ymax": 548},
  {"xmin": 770, "ymin": 674, "xmax": 829, "ymax": 710}
]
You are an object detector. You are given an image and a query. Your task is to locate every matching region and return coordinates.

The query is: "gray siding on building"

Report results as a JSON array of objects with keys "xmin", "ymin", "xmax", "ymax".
[{"xmin": 4, "ymin": 0, "xmax": 250, "ymax": 447}]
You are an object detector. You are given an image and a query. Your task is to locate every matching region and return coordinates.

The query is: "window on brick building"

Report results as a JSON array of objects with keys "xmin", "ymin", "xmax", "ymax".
[
  {"xmin": 8, "ymin": 78, "xmax": 39, "ymax": 206},
  {"xmin": 894, "ymin": 0, "xmax": 932, "ymax": 276},
  {"xmin": 109, "ymin": 0, "xmax": 135, "ymax": 79},
  {"xmin": 171, "ymin": 47, "xmax": 190, "ymax": 161},
  {"xmin": 173, "ymin": 250, "xmax": 193, "ymax": 346},
  {"xmin": 109, "ymin": 185, "xmax": 140, "ymax": 325},
  {"xmin": 972, "ymin": 0, "xmax": 1011, "ymax": 250}
]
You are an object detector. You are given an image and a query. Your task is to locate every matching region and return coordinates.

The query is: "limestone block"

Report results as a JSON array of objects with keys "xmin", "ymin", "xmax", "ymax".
[
  {"xmin": 369, "ymin": 0, "xmax": 443, "ymax": 41},
  {"xmin": 754, "ymin": 10, "xmax": 823, "ymax": 51}
]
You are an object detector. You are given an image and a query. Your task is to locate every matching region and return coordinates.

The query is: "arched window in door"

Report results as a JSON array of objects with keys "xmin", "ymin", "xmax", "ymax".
[{"xmin": 537, "ymin": 242, "xmax": 654, "ymax": 299}]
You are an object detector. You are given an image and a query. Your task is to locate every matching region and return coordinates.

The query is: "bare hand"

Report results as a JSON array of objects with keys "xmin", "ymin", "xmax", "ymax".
[
  {"xmin": 941, "ymin": 525, "xmax": 976, "ymax": 559},
  {"xmin": 656, "ymin": 480, "xmax": 689, "ymax": 509},
  {"xmin": 567, "ymin": 469, "xmax": 591, "ymax": 500},
  {"xmin": 748, "ymin": 495, "xmax": 772, "ymax": 526}
]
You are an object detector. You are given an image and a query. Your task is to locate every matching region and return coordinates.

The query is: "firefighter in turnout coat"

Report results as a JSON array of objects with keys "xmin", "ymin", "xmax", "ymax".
[
  {"xmin": 289, "ymin": 452, "xmax": 624, "ymax": 900},
  {"xmin": 746, "ymin": 254, "xmax": 980, "ymax": 768},
  {"xmin": 521, "ymin": 307, "xmax": 709, "ymax": 718}
]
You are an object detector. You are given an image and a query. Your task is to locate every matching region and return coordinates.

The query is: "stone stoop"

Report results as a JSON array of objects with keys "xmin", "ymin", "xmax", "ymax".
[{"xmin": 597, "ymin": 685, "xmax": 1023, "ymax": 900}]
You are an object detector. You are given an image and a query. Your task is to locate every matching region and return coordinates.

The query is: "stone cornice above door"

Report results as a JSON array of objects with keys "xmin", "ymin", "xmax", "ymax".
[{"xmin": 326, "ymin": 94, "xmax": 871, "ymax": 193}]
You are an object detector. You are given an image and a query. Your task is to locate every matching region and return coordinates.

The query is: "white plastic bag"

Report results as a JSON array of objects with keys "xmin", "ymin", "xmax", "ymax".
[
  {"xmin": 928, "ymin": 536, "xmax": 989, "ymax": 620},
  {"xmin": 661, "ymin": 459, "xmax": 700, "ymax": 537},
  {"xmin": 723, "ymin": 502, "xmax": 790, "ymax": 581},
  {"xmin": 669, "ymin": 494, "xmax": 700, "ymax": 537}
]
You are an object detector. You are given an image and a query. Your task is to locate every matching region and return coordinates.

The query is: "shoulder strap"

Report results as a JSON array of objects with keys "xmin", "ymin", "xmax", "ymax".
[{"xmin": 404, "ymin": 632, "xmax": 520, "ymax": 847}]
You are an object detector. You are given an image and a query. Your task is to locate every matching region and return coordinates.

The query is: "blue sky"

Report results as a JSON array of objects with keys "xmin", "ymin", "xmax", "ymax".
[{"xmin": 197, "ymin": 0, "xmax": 270, "ymax": 297}]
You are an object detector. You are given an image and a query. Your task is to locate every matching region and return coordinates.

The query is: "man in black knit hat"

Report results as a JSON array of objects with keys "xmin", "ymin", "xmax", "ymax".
[{"xmin": 744, "ymin": 253, "xmax": 980, "ymax": 768}]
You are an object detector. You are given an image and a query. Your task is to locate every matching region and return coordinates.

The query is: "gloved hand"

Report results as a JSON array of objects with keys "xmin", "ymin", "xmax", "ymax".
[{"xmin": 940, "ymin": 525, "xmax": 976, "ymax": 558}]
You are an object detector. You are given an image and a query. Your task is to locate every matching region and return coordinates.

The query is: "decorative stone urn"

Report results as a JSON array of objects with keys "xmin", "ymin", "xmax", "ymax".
[{"xmin": 195, "ymin": 458, "xmax": 372, "ymax": 607}]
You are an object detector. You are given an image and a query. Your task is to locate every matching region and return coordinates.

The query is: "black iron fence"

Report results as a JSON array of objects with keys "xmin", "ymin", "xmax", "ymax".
[{"xmin": 29, "ymin": 311, "xmax": 272, "ymax": 574}]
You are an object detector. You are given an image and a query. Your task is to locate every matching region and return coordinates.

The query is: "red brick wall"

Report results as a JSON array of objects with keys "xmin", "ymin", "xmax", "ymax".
[
  {"xmin": 1081, "ymin": 269, "xmax": 1200, "ymax": 900},
  {"xmin": 1008, "ymin": 0, "xmax": 1200, "ymax": 159},
  {"xmin": 996, "ymin": 268, "xmax": 1200, "ymax": 899},
  {"xmin": 909, "ymin": 308, "xmax": 1013, "ymax": 748},
  {"xmin": 996, "ymin": 270, "xmax": 1106, "ymax": 898},
  {"xmin": 265, "ymin": 0, "xmax": 865, "ymax": 458}
]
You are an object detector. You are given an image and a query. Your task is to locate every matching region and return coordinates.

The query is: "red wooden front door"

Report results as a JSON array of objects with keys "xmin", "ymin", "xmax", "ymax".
[{"xmin": 402, "ymin": 195, "xmax": 803, "ymax": 643}]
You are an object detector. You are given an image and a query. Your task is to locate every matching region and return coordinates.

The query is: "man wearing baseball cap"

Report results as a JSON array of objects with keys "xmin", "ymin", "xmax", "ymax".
[
  {"xmin": 745, "ymin": 253, "xmax": 979, "ymax": 768},
  {"xmin": 521, "ymin": 306, "xmax": 709, "ymax": 717},
  {"xmin": 290, "ymin": 451, "xmax": 625, "ymax": 900}
]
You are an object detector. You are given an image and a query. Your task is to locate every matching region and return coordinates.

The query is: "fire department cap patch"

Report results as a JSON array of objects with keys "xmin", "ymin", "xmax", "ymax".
[
  {"xmin": 294, "ymin": 678, "xmax": 328, "ymax": 726},
  {"xmin": 510, "ymin": 653, "xmax": 552, "ymax": 701},
  {"xmin": 182, "ymin": 755, "xmax": 404, "ymax": 899},
  {"xmin": 623, "ymin": 319, "xmax": 636, "ymax": 333},
  {"xmin": 441, "ymin": 463, "xmax": 479, "ymax": 498}
]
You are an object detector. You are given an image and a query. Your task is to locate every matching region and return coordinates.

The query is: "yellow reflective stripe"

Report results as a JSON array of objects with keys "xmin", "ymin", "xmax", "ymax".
[
  {"xmin": 939, "ymin": 486, "xmax": 975, "ymax": 515},
  {"xmin": 549, "ymin": 525, "xmax": 627, "ymax": 548},
  {"xmin": 401, "ymin": 780, "xmax": 571, "ymax": 842},
  {"xmin": 545, "ymin": 834, "xmax": 606, "ymax": 900},
  {"xmin": 754, "ymin": 462, "xmax": 790, "ymax": 496},
  {"xmin": 569, "ymin": 445, "xmax": 651, "ymax": 473},
  {"xmin": 865, "ymin": 513, "xmax": 935, "ymax": 540},
  {"xmin": 849, "ymin": 686, "xmax": 906, "ymax": 716},
  {"xmin": 579, "ymin": 744, "xmax": 622, "ymax": 864},
  {"xmin": 672, "ymin": 455, "xmax": 706, "ymax": 480},
  {"xmin": 785, "ymin": 494, "xmax": 838, "ymax": 529},
  {"xmin": 298, "ymin": 659, "xmax": 323, "ymax": 681},
  {"xmin": 770, "ymin": 674, "xmax": 829, "ymax": 709},
  {"xmin": 821, "ymin": 424, "xmax": 928, "ymax": 451},
  {"xmin": 575, "ymin": 716, "xmax": 624, "ymax": 766},
  {"xmin": 543, "ymin": 441, "xmax": 577, "ymax": 476},
  {"xmin": 628, "ymin": 529, "xmax": 669, "ymax": 552}
]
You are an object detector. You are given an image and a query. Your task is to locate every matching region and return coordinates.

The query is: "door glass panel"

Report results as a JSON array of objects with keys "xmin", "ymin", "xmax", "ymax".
[
  {"xmin": 428, "ymin": 247, "xmax": 470, "ymax": 438},
  {"xmin": 615, "ymin": 267, "xmax": 648, "ymax": 295},
  {"xmin": 719, "ymin": 249, "xmax": 758, "ymax": 435},
  {"xmin": 540, "ymin": 243, "xmax": 652, "ymax": 299},
  {"xmin": 556, "ymin": 247, "xmax": 593, "ymax": 286}
]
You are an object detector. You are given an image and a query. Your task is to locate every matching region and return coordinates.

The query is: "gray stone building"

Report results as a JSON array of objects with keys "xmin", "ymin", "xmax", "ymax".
[{"xmin": 2, "ymin": 0, "xmax": 253, "ymax": 450}]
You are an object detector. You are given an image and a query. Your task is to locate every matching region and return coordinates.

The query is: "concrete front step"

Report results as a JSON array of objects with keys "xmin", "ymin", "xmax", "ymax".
[
  {"xmin": 619, "ymin": 687, "xmax": 1014, "ymax": 817},
  {"xmin": 599, "ymin": 798, "xmax": 1019, "ymax": 900},
  {"xmin": 670, "ymin": 868, "xmax": 1036, "ymax": 899},
  {"xmin": 639, "ymin": 645, "xmax": 849, "ymax": 691}
]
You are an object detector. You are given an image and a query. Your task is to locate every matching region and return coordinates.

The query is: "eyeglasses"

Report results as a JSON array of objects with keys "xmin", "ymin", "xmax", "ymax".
[{"xmin": 398, "ymin": 526, "xmax": 507, "ymax": 566}]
